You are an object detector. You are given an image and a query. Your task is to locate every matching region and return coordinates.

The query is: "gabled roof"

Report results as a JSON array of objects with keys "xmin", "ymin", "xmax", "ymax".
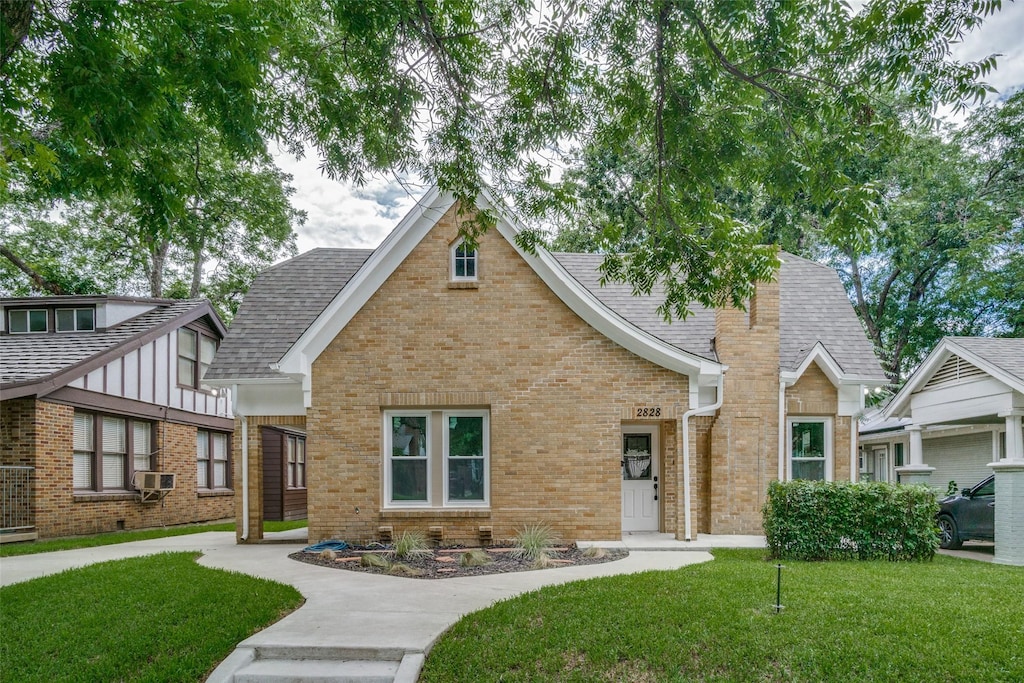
[
  {"xmin": 205, "ymin": 188, "xmax": 884, "ymax": 397},
  {"xmin": 778, "ymin": 253, "xmax": 887, "ymax": 381},
  {"xmin": 203, "ymin": 248, "xmax": 373, "ymax": 381},
  {"xmin": 1, "ymin": 297, "xmax": 222, "ymax": 399},
  {"xmin": 884, "ymin": 336, "xmax": 1024, "ymax": 418}
]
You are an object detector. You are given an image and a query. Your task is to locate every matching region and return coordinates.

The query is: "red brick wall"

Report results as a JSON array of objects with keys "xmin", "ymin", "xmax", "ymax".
[{"xmin": 1, "ymin": 398, "xmax": 234, "ymax": 539}]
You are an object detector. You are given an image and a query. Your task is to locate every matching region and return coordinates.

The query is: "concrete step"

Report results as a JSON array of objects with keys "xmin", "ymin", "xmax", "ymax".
[{"xmin": 232, "ymin": 657, "xmax": 399, "ymax": 683}]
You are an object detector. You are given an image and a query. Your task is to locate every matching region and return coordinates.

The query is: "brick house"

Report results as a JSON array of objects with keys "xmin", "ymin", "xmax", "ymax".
[
  {"xmin": 1, "ymin": 296, "xmax": 234, "ymax": 541},
  {"xmin": 205, "ymin": 188, "xmax": 886, "ymax": 544}
]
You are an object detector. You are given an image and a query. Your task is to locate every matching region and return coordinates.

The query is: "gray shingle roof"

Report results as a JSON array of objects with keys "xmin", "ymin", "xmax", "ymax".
[
  {"xmin": 778, "ymin": 253, "xmax": 887, "ymax": 380},
  {"xmin": 209, "ymin": 247, "xmax": 884, "ymax": 382},
  {"xmin": 204, "ymin": 248, "xmax": 374, "ymax": 380},
  {"xmin": 552, "ymin": 253, "xmax": 717, "ymax": 361},
  {"xmin": 556, "ymin": 251, "xmax": 885, "ymax": 379},
  {"xmin": 947, "ymin": 336, "xmax": 1024, "ymax": 384},
  {"xmin": 1, "ymin": 299, "xmax": 208, "ymax": 388}
]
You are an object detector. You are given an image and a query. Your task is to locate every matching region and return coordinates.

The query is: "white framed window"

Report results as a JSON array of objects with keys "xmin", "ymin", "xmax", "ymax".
[
  {"xmin": 287, "ymin": 435, "xmax": 306, "ymax": 489},
  {"xmin": 178, "ymin": 328, "xmax": 218, "ymax": 389},
  {"xmin": 385, "ymin": 412, "xmax": 430, "ymax": 505},
  {"xmin": 787, "ymin": 418, "xmax": 832, "ymax": 481},
  {"xmin": 450, "ymin": 239, "xmax": 478, "ymax": 281},
  {"xmin": 8, "ymin": 309, "xmax": 47, "ymax": 333},
  {"xmin": 56, "ymin": 307, "xmax": 95, "ymax": 332},
  {"xmin": 444, "ymin": 411, "xmax": 489, "ymax": 506},
  {"xmin": 73, "ymin": 412, "xmax": 94, "ymax": 489}
]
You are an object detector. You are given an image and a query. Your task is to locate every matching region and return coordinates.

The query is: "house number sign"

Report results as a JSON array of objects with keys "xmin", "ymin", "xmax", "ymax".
[{"xmin": 634, "ymin": 406, "xmax": 663, "ymax": 418}]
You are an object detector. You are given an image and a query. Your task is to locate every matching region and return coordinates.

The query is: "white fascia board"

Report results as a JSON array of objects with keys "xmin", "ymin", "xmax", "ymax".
[
  {"xmin": 885, "ymin": 339, "xmax": 1024, "ymax": 421},
  {"xmin": 780, "ymin": 342, "xmax": 851, "ymax": 387},
  {"xmin": 945, "ymin": 340, "xmax": 1024, "ymax": 396},
  {"xmin": 276, "ymin": 186, "xmax": 452, "ymax": 379},
  {"xmin": 478, "ymin": 189, "xmax": 721, "ymax": 381}
]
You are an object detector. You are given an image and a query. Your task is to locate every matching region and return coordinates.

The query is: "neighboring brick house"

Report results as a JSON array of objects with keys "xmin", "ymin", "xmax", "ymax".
[
  {"xmin": 1, "ymin": 296, "xmax": 234, "ymax": 541},
  {"xmin": 205, "ymin": 188, "xmax": 886, "ymax": 544}
]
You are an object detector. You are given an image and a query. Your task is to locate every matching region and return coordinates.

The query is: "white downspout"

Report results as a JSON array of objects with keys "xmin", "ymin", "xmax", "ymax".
[
  {"xmin": 778, "ymin": 380, "xmax": 787, "ymax": 482},
  {"xmin": 231, "ymin": 384, "xmax": 249, "ymax": 542},
  {"xmin": 681, "ymin": 373, "xmax": 725, "ymax": 541}
]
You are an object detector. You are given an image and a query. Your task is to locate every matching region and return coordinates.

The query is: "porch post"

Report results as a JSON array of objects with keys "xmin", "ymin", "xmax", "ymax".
[
  {"xmin": 895, "ymin": 425, "xmax": 934, "ymax": 485},
  {"xmin": 990, "ymin": 412, "xmax": 1024, "ymax": 566}
]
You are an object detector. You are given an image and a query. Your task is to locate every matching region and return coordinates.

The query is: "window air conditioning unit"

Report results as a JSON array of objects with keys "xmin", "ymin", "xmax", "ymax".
[{"xmin": 133, "ymin": 472, "xmax": 176, "ymax": 503}]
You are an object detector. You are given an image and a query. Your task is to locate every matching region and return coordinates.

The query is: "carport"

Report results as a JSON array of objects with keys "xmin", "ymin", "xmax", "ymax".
[{"xmin": 883, "ymin": 337, "xmax": 1024, "ymax": 566}]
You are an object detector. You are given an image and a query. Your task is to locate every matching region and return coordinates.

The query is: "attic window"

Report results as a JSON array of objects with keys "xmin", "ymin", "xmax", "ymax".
[
  {"xmin": 56, "ymin": 307, "xmax": 95, "ymax": 332},
  {"xmin": 451, "ymin": 239, "xmax": 477, "ymax": 281},
  {"xmin": 8, "ymin": 309, "xmax": 47, "ymax": 333}
]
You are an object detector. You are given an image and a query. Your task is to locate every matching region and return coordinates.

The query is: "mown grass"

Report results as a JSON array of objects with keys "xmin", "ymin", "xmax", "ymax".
[
  {"xmin": 0, "ymin": 552, "xmax": 303, "ymax": 682},
  {"xmin": 421, "ymin": 549, "xmax": 1024, "ymax": 682},
  {"xmin": 0, "ymin": 519, "xmax": 307, "ymax": 557}
]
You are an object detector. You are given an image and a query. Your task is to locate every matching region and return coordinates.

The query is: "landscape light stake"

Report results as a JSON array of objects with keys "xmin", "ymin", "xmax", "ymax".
[{"xmin": 774, "ymin": 563, "xmax": 784, "ymax": 614}]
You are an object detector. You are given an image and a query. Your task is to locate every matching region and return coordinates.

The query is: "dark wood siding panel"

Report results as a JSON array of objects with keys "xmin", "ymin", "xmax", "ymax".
[
  {"xmin": 261, "ymin": 428, "xmax": 284, "ymax": 521},
  {"xmin": 283, "ymin": 487, "xmax": 308, "ymax": 521}
]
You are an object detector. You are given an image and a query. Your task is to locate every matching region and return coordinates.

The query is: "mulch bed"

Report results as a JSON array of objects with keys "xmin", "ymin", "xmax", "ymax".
[{"xmin": 289, "ymin": 544, "xmax": 629, "ymax": 579}]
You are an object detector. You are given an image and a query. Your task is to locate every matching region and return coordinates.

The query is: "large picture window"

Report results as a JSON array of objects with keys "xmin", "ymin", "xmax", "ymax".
[
  {"xmin": 788, "ymin": 418, "xmax": 832, "ymax": 481},
  {"xmin": 73, "ymin": 411, "xmax": 152, "ymax": 492},
  {"xmin": 384, "ymin": 410, "xmax": 490, "ymax": 507}
]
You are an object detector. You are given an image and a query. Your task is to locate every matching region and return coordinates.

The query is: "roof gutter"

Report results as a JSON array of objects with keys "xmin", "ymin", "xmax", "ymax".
[{"xmin": 681, "ymin": 372, "xmax": 725, "ymax": 541}]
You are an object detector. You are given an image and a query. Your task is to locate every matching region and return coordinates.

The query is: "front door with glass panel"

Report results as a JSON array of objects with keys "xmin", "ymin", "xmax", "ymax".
[{"xmin": 621, "ymin": 427, "xmax": 659, "ymax": 532}]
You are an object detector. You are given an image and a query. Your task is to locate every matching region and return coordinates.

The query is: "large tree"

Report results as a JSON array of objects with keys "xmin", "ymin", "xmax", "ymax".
[
  {"xmin": 827, "ymin": 92, "xmax": 1024, "ymax": 384},
  {"xmin": 1, "ymin": 0, "xmax": 1006, "ymax": 316}
]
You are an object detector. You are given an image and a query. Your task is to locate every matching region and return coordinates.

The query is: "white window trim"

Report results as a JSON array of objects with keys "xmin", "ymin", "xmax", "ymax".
[
  {"xmin": 786, "ymin": 417, "xmax": 833, "ymax": 481},
  {"xmin": 442, "ymin": 410, "xmax": 490, "ymax": 507},
  {"xmin": 450, "ymin": 238, "xmax": 478, "ymax": 281},
  {"xmin": 384, "ymin": 410, "xmax": 432, "ymax": 508}
]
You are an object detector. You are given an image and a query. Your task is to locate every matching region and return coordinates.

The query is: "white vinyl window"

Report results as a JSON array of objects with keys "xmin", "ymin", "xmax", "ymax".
[
  {"xmin": 450, "ymin": 239, "xmax": 478, "ymax": 281},
  {"xmin": 101, "ymin": 416, "xmax": 127, "ymax": 489},
  {"xmin": 287, "ymin": 435, "xmax": 306, "ymax": 489},
  {"xmin": 384, "ymin": 410, "xmax": 490, "ymax": 508},
  {"xmin": 788, "ymin": 418, "xmax": 833, "ymax": 481},
  {"xmin": 386, "ymin": 413, "xmax": 430, "ymax": 505},
  {"xmin": 133, "ymin": 421, "xmax": 152, "ymax": 472},
  {"xmin": 444, "ymin": 412, "xmax": 489, "ymax": 506},
  {"xmin": 178, "ymin": 328, "xmax": 218, "ymax": 389}
]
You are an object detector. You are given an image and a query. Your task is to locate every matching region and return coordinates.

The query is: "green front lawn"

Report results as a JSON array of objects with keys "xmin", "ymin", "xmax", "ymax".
[
  {"xmin": 0, "ymin": 552, "xmax": 302, "ymax": 682},
  {"xmin": 0, "ymin": 519, "xmax": 308, "ymax": 557},
  {"xmin": 422, "ymin": 549, "xmax": 1023, "ymax": 682}
]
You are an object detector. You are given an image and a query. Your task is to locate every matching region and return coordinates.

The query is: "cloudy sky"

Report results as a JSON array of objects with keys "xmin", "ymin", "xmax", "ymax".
[{"xmin": 278, "ymin": 4, "xmax": 1024, "ymax": 255}]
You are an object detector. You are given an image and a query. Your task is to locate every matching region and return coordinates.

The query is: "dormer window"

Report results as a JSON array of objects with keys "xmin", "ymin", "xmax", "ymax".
[
  {"xmin": 56, "ymin": 307, "xmax": 95, "ymax": 332},
  {"xmin": 8, "ymin": 309, "xmax": 47, "ymax": 333},
  {"xmin": 451, "ymin": 239, "xmax": 478, "ymax": 281}
]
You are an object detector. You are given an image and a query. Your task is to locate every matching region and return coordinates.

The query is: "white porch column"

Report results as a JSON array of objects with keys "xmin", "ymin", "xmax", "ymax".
[
  {"xmin": 990, "ymin": 411, "xmax": 1024, "ymax": 566},
  {"xmin": 895, "ymin": 425, "xmax": 934, "ymax": 485}
]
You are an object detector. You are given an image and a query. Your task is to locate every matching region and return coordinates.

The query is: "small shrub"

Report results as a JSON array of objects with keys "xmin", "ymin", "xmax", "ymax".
[
  {"xmin": 459, "ymin": 548, "xmax": 493, "ymax": 567},
  {"xmin": 318, "ymin": 549, "xmax": 336, "ymax": 561},
  {"xmin": 361, "ymin": 552, "xmax": 389, "ymax": 568},
  {"xmin": 512, "ymin": 524, "xmax": 555, "ymax": 562},
  {"xmin": 531, "ymin": 554, "xmax": 556, "ymax": 569},
  {"xmin": 763, "ymin": 480, "xmax": 939, "ymax": 561},
  {"xmin": 390, "ymin": 531, "xmax": 431, "ymax": 559},
  {"xmin": 582, "ymin": 546, "xmax": 607, "ymax": 559}
]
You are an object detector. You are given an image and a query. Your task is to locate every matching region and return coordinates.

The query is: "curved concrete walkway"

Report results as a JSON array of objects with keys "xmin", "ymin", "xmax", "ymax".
[{"xmin": 1, "ymin": 532, "xmax": 715, "ymax": 681}]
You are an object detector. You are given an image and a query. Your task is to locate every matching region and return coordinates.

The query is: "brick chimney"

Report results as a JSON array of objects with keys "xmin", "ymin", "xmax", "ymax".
[{"xmin": 707, "ymin": 279, "xmax": 781, "ymax": 534}]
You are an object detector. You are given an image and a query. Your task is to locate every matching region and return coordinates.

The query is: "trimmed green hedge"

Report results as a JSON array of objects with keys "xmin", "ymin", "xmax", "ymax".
[{"xmin": 763, "ymin": 480, "xmax": 939, "ymax": 561}]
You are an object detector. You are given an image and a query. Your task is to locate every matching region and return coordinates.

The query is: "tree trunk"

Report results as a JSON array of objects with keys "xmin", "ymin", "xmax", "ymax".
[
  {"xmin": 149, "ymin": 240, "xmax": 170, "ymax": 297},
  {"xmin": 190, "ymin": 243, "xmax": 204, "ymax": 298}
]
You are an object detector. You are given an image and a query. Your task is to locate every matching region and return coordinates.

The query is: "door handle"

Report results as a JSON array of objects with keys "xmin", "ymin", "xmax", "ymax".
[{"xmin": 653, "ymin": 475, "xmax": 658, "ymax": 501}]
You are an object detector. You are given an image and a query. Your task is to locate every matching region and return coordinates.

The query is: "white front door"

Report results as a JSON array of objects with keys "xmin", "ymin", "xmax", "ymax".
[
  {"xmin": 621, "ymin": 426, "xmax": 659, "ymax": 532},
  {"xmin": 873, "ymin": 447, "xmax": 890, "ymax": 483}
]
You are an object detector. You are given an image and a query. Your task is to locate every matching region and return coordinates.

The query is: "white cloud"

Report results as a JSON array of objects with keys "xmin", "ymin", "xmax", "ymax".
[{"xmin": 278, "ymin": 5, "xmax": 1024, "ymax": 255}]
